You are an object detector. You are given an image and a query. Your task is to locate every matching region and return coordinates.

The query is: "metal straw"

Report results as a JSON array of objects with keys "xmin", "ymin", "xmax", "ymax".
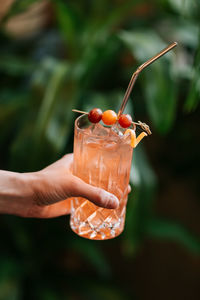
[{"xmin": 118, "ymin": 42, "xmax": 178, "ymax": 117}]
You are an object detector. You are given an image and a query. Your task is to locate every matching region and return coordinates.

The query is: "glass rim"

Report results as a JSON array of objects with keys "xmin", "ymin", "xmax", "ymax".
[
  {"xmin": 75, "ymin": 114, "xmax": 91, "ymax": 133},
  {"xmin": 74, "ymin": 114, "xmax": 133, "ymax": 143}
]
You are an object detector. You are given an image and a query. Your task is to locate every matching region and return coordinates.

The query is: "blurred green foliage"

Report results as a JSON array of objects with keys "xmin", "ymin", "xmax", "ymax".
[{"xmin": 0, "ymin": 0, "xmax": 200, "ymax": 299}]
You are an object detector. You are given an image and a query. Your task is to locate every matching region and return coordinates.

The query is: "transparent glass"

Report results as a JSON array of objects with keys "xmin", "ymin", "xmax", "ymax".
[{"xmin": 70, "ymin": 114, "xmax": 133, "ymax": 240}]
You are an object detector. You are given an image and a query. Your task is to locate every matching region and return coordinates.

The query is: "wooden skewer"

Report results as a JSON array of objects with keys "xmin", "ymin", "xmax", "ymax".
[{"xmin": 72, "ymin": 109, "xmax": 88, "ymax": 114}]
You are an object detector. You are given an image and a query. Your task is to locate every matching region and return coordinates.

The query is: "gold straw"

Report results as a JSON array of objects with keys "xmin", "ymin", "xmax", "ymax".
[{"xmin": 118, "ymin": 42, "xmax": 178, "ymax": 117}]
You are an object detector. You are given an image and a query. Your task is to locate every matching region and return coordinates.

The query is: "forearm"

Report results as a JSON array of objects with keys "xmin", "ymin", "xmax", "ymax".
[{"xmin": 0, "ymin": 170, "xmax": 35, "ymax": 215}]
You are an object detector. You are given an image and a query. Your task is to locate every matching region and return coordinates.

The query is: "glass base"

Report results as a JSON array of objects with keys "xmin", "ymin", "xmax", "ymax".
[{"xmin": 70, "ymin": 198, "xmax": 126, "ymax": 240}]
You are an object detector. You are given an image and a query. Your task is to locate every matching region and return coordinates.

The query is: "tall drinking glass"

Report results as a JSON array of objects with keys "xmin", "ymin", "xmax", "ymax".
[{"xmin": 70, "ymin": 114, "xmax": 133, "ymax": 240}]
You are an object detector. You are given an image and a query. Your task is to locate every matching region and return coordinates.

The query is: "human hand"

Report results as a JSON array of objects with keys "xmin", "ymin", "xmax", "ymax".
[{"xmin": 0, "ymin": 154, "xmax": 131, "ymax": 218}]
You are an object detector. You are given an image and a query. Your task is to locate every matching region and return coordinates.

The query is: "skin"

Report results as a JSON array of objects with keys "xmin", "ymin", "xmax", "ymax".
[{"xmin": 0, "ymin": 154, "xmax": 131, "ymax": 218}]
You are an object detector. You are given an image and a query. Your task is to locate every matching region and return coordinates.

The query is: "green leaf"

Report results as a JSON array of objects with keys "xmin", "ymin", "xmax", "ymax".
[
  {"xmin": 0, "ymin": 90, "xmax": 28, "ymax": 152},
  {"xmin": 77, "ymin": 35, "xmax": 121, "ymax": 89},
  {"xmin": 9, "ymin": 121, "xmax": 58, "ymax": 171},
  {"xmin": 81, "ymin": 90, "xmax": 125, "ymax": 113},
  {"xmin": 168, "ymin": 0, "xmax": 198, "ymax": 18},
  {"xmin": 146, "ymin": 218, "xmax": 200, "ymax": 254},
  {"xmin": 95, "ymin": 0, "xmax": 144, "ymax": 34},
  {"xmin": 84, "ymin": 282, "xmax": 132, "ymax": 300},
  {"xmin": 184, "ymin": 37, "xmax": 200, "ymax": 112},
  {"xmin": 54, "ymin": 1, "xmax": 83, "ymax": 59},
  {"xmin": 0, "ymin": 56, "xmax": 34, "ymax": 76},
  {"xmin": 0, "ymin": 258, "xmax": 21, "ymax": 300},
  {"xmin": 70, "ymin": 239, "xmax": 111, "ymax": 279},
  {"xmin": 119, "ymin": 30, "xmax": 167, "ymax": 62},
  {"xmin": 131, "ymin": 145, "xmax": 157, "ymax": 188},
  {"xmin": 34, "ymin": 58, "xmax": 69, "ymax": 141},
  {"xmin": 143, "ymin": 62, "xmax": 178, "ymax": 133},
  {"xmin": 171, "ymin": 21, "xmax": 199, "ymax": 48},
  {"xmin": 123, "ymin": 146, "xmax": 157, "ymax": 255}
]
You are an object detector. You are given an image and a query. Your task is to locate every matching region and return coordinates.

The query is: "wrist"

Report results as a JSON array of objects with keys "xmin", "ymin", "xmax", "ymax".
[{"xmin": 0, "ymin": 170, "xmax": 39, "ymax": 215}]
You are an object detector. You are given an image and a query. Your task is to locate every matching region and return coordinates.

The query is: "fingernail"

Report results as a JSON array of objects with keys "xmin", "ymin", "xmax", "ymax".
[
  {"xmin": 103, "ymin": 192, "xmax": 119, "ymax": 209},
  {"xmin": 110, "ymin": 194, "xmax": 119, "ymax": 208}
]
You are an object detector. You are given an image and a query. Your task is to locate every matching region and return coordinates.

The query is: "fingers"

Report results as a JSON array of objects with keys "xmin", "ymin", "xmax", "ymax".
[
  {"xmin": 33, "ymin": 199, "xmax": 71, "ymax": 218},
  {"xmin": 41, "ymin": 199, "xmax": 72, "ymax": 218},
  {"xmin": 69, "ymin": 175, "xmax": 119, "ymax": 209},
  {"xmin": 128, "ymin": 184, "xmax": 131, "ymax": 194}
]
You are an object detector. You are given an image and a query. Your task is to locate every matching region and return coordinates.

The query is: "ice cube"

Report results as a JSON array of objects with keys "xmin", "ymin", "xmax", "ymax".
[
  {"xmin": 91, "ymin": 123, "xmax": 110, "ymax": 137},
  {"xmin": 104, "ymin": 141, "xmax": 118, "ymax": 150},
  {"xmin": 110, "ymin": 123, "xmax": 124, "ymax": 137},
  {"xmin": 84, "ymin": 125, "xmax": 93, "ymax": 135}
]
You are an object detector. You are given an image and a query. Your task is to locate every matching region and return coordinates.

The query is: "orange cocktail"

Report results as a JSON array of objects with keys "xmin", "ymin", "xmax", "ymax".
[
  {"xmin": 70, "ymin": 114, "xmax": 133, "ymax": 240},
  {"xmin": 68, "ymin": 42, "xmax": 178, "ymax": 240}
]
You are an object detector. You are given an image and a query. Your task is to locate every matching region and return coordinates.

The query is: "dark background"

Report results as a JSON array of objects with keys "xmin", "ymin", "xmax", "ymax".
[{"xmin": 0, "ymin": 1, "xmax": 199, "ymax": 299}]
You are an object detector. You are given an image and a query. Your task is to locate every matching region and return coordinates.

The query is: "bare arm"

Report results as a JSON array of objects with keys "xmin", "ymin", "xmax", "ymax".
[{"xmin": 0, "ymin": 154, "xmax": 120, "ymax": 218}]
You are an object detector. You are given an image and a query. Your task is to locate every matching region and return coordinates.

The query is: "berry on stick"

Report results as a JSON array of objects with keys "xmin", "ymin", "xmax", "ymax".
[
  {"xmin": 102, "ymin": 110, "xmax": 117, "ymax": 125},
  {"xmin": 88, "ymin": 108, "xmax": 102, "ymax": 123},
  {"xmin": 118, "ymin": 114, "xmax": 132, "ymax": 128}
]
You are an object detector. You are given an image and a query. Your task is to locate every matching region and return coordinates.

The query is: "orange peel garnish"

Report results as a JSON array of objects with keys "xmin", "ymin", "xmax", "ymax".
[
  {"xmin": 124, "ymin": 129, "xmax": 136, "ymax": 148},
  {"xmin": 135, "ymin": 132, "xmax": 147, "ymax": 147},
  {"xmin": 124, "ymin": 129, "xmax": 147, "ymax": 148}
]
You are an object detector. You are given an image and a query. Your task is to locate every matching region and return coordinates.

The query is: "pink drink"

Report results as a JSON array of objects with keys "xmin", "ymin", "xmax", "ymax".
[{"xmin": 70, "ymin": 114, "xmax": 133, "ymax": 240}]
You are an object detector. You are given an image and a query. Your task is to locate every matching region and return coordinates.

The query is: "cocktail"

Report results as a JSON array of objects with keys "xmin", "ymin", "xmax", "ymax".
[
  {"xmin": 70, "ymin": 114, "xmax": 134, "ymax": 240},
  {"xmin": 70, "ymin": 108, "xmax": 149, "ymax": 240},
  {"xmin": 69, "ymin": 42, "xmax": 177, "ymax": 240}
]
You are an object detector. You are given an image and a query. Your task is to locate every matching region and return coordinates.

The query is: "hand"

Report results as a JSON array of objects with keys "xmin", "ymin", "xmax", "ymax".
[{"xmin": 0, "ymin": 154, "xmax": 131, "ymax": 218}]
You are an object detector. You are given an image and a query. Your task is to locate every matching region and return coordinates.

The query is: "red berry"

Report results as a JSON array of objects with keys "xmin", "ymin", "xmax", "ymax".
[
  {"xmin": 88, "ymin": 108, "xmax": 102, "ymax": 123},
  {"xmin": 118, "ymin": 114, "xmax": 132, "ymax": 128},
  {"xmin": 102, "ymin": 110, "xmax": 117, "ymax": 125}
]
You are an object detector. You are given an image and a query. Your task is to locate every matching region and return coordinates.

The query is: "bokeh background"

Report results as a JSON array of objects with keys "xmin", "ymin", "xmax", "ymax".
[{"xmin": 0, "ymin": 0, "xmax": 199, "ymax": 299}]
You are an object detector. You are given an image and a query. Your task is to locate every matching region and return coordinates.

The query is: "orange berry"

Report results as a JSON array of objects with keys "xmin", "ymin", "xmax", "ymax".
[{"xmin": 102, "ymin": 110, "xmax": 117, "ymax": 125}]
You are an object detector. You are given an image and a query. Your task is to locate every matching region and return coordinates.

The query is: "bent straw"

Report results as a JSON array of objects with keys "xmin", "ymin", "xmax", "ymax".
[{"xmin": 118, "ymin": 42, "xmax": 178, "ymax": 117}]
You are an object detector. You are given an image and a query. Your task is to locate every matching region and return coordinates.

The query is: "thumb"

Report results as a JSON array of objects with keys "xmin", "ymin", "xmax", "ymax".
[{"xmin": 69, "ymin": 175, "xmax": 119, "ymax": 209}]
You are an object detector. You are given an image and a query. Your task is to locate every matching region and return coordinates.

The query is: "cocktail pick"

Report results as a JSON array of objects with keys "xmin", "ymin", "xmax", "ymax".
[
  {"xmin": 117, "ymin": 42, "xmax": 178, "ymax": 117},
  {"xmin": 72, "ymin": 109, "xmax": 151, "ymax": 134}
]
